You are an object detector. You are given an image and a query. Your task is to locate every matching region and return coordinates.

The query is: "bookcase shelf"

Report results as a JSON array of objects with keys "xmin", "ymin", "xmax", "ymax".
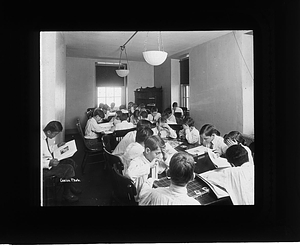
[{"xmin": 134, "ymin": 86, "xmax": 163, "ymax": 112}]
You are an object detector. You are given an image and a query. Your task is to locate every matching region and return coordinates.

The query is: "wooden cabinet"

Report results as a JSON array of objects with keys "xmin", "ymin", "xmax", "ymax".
[{"xmin": 134, "ymin": 86, "xmax": 163, "ymax": 112}]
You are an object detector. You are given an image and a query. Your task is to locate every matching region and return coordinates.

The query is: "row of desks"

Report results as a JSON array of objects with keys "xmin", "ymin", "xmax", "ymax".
[{"xmin": 153, "ymin": 138, "xmax": 233, "ymax": 205}]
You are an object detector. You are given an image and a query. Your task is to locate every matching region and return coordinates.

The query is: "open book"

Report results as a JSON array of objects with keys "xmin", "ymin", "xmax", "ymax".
[
  {"xmin": 207, "ymin": 149, "xmax": 231, "ymax": 168},
  {"xmin": 196, "ymin": 174, "xmax": 229, "ymax": 199},
  {"xmin": 53, "ymin": 140, "xmax": 77, "ymax": 161}
]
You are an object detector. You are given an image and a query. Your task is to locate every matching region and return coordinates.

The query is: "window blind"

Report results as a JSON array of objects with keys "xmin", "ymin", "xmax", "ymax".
[
  {"xmin": 96, "ymin": 65, "xmax": 125, "ymax": 87},
  {"xmin": 180, "ymin": 58, "xmax": 189, "ymax": 85}
]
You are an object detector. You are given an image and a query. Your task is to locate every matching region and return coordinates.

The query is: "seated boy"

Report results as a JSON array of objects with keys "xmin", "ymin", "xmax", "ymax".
[
  {"xmin": 121, "ymin": 126, "xmax": 153, "ymax": 174},
  {"xmin": 172, "ymin": 102, "xmax": 183, "ymax": 116},
  {"xmin": 178, "ymin": 117, "xmax": 200, "ymax": 144},
  {"xmin": 223, "ymin": 131, "xmax": 254, "ymax": 165},
  {"xmin": 124, "ymin": 135, "xmax": 165, "ymax": 199},
  {"xmin": 200, "ymin": 144, "xmax": 254, "ymax": 205},
  {"xmin": 155, "ymin": 116, "xmax": 177, "ymax": 139},
  {"xmin": 139, "ymin": 110, "xmax": 149, "ymax": 121},
  {"xmin": 148, "ymin": 107, "xmax": 161, "ymax": 123},
  {"xmin": 112, "ymin": 120, "xmax": 152, "ymax": 155},
  {"xmin": 139, "ymin": 152, "xmax": 200, "ymax": 205},
  {"xmin": 163, "ymin": 108, "xmax": 177, "ymax": 124},
  {"xmin": 43, "ymin": 121, "xmax": 81, "ymax": 203},
  {"xmin": 115, "ymin": 112, "xmax": 135, "ymax": 131},
  {"xmin": 84, "ymin": 108, "xmax": 113, "ymax": 149},
  {"xmin": 199, "ymin": 124, "xmax": 227, "ymax": 157}
]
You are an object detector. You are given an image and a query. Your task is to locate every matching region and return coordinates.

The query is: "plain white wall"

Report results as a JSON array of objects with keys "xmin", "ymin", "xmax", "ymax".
[
  {"xmin": 241, "ymin": 34, "xmax": 254, "ymax": 136},
  {"xmin": 154, "ymin": 58, "xmax": 171, "ymax": 111},
  {"xmin": 126, "ymin": 61, "xmax": 154, "ymax": 104},
  {"xmin": 189, "ymin": 32, "xmax": 247, "ymax": 136},
  {"xmin": 41, "ymin": 32, "xmax": 66, "ymax": 145},
  {"xmin": 171, "ymin": 59, "xmax": 180, "ymax": 106}
]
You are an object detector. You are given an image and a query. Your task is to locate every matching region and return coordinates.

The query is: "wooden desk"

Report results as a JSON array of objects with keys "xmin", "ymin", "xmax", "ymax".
[
  {"xmin": 165, "ymin": 138, "xmax": 217, "ymax": 174},
  {"xmin": 153, "ymin": 175, "xmax": 232, "ymax": 205}
]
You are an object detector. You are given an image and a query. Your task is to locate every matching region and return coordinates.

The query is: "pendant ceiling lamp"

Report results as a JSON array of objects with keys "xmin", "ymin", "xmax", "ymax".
[
  {"xmin": 116, "ymin": 31, "xmax": 138, "ymax": 77},
  {"xmin": 143, "ymin": 31, "xmax": 168, "ymax": 66},
  {"xmin": 116, "ymin": 46, "xmax": 130, "ymax": 77}
]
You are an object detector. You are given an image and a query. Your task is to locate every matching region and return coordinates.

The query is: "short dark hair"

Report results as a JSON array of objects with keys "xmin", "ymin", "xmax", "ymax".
[
  {"xmin": 43, "ymin": 121, "xmax": 63, "ymax": 133},
  {"xmin": 172, "ymin": 102, "xmax": 178, "ymax": 108},
  {"xmin": 223, "ymin": 131, "xmax": 246, "ymax": 145},
  {"xmin": 163, "ymin": 107, "xmax": 172, "ymax": 115},
  {"xmin": 151, "ymin": 107, "xmax": 158, "ymax": 113},
  {"xmin": 169, "ymin": 152, "xmax": 195, "ymax": 186},
  {"xmin": 93, "ymin": 108, "xmax": 105, "ymax": 118},
  {"xmin": 183, "ymin": 117, "xmax": 195, "ymax": 127},
  {"xmin": 144, "ymin": 135, "xmax": 165, "ymax": 151},
  {"xmin": 137, "ymin": 119, "xmax": 152, "ymax": 129},
  {"xmin": 199, "ymin": 124, "xmax": 219, "ymax": 136},
  {"xmin": 140, "ymin": 110, "xmax": 148, "ymax": 119},
  {"xmin": 226, "ymin": 144, "xmax": 249, "ymax": 167},
  {"xmin": 135, "ymin": 126, "xmax": 153, "ymax": 143},
  {"xmin": 120, "ymin": 113, "xmax": 128, "ymax": 121}
]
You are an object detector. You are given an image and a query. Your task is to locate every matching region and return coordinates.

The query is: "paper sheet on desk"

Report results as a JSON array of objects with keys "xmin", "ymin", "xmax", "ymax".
[
  {"xmin": 196, "ymin": 174, "xmax": 229, "ymax": 199},
  {"xmin": 103, "ymin": 130, "xmax": 113, "ymax": 134},
  {"xmin": 185, "ymin": 146, "xmax": 206, "ymax": 156},
  {"xmin": 207, "ymin": 149, "xmax": 231, "ymax": 168}
]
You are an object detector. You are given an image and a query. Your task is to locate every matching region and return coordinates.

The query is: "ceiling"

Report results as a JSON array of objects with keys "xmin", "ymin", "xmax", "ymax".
[{"xmin": 62, "ymin": 31, "xmax": 241, "ymax": 62}]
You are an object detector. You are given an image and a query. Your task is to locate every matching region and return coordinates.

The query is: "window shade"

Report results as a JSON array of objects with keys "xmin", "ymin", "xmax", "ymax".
[
  {"xmin": 96, "ymin": 65, "xmax": 125, "ymax": 87},
  {"xmin": 180, "ymin": 58, "xmax": 189, "ymax": 85}
]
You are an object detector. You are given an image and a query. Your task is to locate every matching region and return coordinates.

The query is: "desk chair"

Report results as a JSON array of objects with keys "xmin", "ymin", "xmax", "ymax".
[
  {"xmin": 75, "ymin": 118, "xmax": 105, "ymax": 174},
  {"xmin": 111, "ymin": 163, "xmax": 137, "ymax": 206},
  {"xmin": 114, "ymin": 127, "xmax": 136, "ymax": 144},
  {"xmin": 102, "ymin": 141, "xmax": 124, "ymax": 175}
]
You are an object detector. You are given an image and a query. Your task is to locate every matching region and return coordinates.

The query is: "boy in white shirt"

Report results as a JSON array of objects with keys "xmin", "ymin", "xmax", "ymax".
[
  {"xmin": 164, "ymin": 108, "xmax": 177, "ymax": 124},
  {"xmin": 85, "ymin": 108, "xmax": 113, "ymax": 149},
  {"xmin": 121, "ymin": 126, "xmax": 153, "ymax": 174},
  {"xmin": 178, "ymin": 117, "xmax": 200, "ymax": 144},
  {"xmin": 124, "ymin": 135, "xmax": 165, "ymax": 199},
  {"xmin": 200, "ymin": 145, "xmax": 254, "ymax": 205},
  {"xmin": 42, "ymin": 121, "xmax": 81, "ymax": 203},
  {"xmin": 172, "ymin": 102, "xmax": 183, "ymax": 116},
  {"xmin": 223, "ymin": 131, "xmax": 254, "ymax": 165},
  {"xmin": 115, "ymin": 112, "xmax": 135, "ymax": 131},
  {"xmin": 139, "ymin": 152, "xmax": 200, "ymax": 205},
  {"xmin": 112, "ymin": 120, "xmax": 152, "ymax": 155},
  {"xmin": 148, "ymin": 107, "xmax": 161, "ymax": 123},
  {"xmin": 200, "ymin": 123, "xmax": 228, "ymax": 157},
  {"xmin": 155, "ymin": 116, "xmax": 177, "ymax": 139}
]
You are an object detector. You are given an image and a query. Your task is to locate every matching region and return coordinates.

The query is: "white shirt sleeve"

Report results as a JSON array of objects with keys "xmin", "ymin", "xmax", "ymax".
[{"xmin": 185, "ymin": 128, "xmax": 199, "ymax": 144}]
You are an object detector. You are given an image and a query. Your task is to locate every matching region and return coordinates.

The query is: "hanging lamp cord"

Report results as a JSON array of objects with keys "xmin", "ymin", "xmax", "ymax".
[
  {"xmin": 118, "ymin": 31, "xmax": 138, "ymax": 70},
  {"xmin": 144, "ymin": 31, "xmax": 164, "ymax": 52}
]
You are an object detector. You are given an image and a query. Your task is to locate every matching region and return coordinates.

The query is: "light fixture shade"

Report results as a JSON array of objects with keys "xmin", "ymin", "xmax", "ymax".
[
  {"xmin": 116, "ymin": 69, "xmax": 130, "ymax": 77},
  {"xmin": 142, "ymin": 51, "xmax": 168, "ymax": 66}
]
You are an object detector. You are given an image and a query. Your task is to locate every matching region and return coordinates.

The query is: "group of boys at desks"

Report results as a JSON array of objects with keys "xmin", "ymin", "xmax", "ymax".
[{"xmin": 42, "ymin": 101, "xmax": 254, "ymax": 205}]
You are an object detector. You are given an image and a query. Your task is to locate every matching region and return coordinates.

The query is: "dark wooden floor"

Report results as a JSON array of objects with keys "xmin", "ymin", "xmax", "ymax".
[{"xmin": 46, "ymin": 133, "xmax": 113, "ymax": 206}]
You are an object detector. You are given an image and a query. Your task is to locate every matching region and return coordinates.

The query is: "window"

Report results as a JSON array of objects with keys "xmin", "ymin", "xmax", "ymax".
[
  {"xmin": 97, "ymin": 87, "xmax": 122, "ymax": 107},
  {"xmin": 180, "ymin": 84, "xmax": 190, "ymax": 109},
  {"xmin": 180, "ymin": 57, "xmax": 189, "ymax": 109},
  {"xmin": 95, "ymin": 63, "xmax": 126, "ymax": 107}
]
